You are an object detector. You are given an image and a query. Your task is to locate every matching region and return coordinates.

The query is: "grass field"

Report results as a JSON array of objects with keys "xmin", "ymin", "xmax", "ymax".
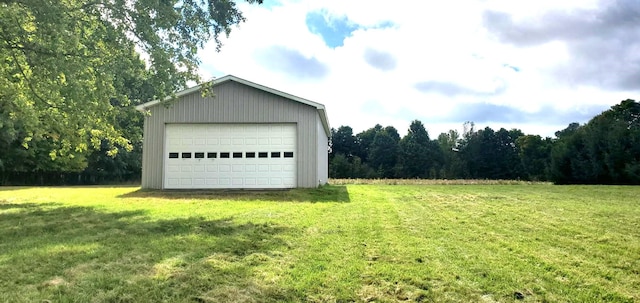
[{"xmin": 0, "ymin": 184, "xmax": 638, "ymax": 302}]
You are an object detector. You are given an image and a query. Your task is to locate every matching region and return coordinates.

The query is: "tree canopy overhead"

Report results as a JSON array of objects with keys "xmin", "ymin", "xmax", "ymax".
[{"xmin": 0, "ymin": 0, "xmax": 261, "ymax": 159}]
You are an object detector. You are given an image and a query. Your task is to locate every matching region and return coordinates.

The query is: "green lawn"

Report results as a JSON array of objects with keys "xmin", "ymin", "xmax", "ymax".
[{"xmin": 0, "ymin": 184, "xmax": 638, "ymax": 302}]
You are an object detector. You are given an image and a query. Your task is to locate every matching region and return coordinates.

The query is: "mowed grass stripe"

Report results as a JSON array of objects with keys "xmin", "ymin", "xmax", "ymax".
[
  {"xmin": 386, "ymin": 185, "xmax": 639, "ymax": 302},
  {"xmin": 0, "ymin": 185, "xmax": 638, "ymax": 302}
]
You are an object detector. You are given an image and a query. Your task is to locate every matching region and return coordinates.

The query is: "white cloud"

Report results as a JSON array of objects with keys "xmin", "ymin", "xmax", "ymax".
[{"xmin": 198, "ymin": 0, "xmax": 638, "ymax": 138}]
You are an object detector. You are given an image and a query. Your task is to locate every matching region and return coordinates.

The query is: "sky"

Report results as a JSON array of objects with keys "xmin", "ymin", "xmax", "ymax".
[{"xmin": 198, "ymin": 0, "xmax": 640, "ymax": 138}]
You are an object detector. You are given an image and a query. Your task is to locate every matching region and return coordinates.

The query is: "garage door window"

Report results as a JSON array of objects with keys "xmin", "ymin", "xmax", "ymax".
[
  {"xmin": 207, "ymin": 152, "xmax": 217, "ymax": 158},
  {"xmin": 195, "ymin": 152, "xmax": 204, "ymax": 159},
  {"xmin": 182, "ymin": 152, "xmax": 192, "ymax": 158},
  {"xmin": 169, "ymin": 152, "xmax": 179, "ymax": 159},
  {"xmin": 271, "ymin": 152, "xmax": 281, "ymax": 158},
  {"xmin": 246, "ymin": 152, "xmax": 256, "ymax": 158},
  {"xmin": 284, "ymin": 152, "xmax": 294, "ymax": 158},
  {"xmin": 220, "ymin": 152, "xmax": 230, "ymax": 158},
  {"xmin": 233, "ymin": 152, "xmax": 243, "ymax": 158},
  {"xmin": 258, "ymin": 152, "xmax": 268, "ymax": 158}
]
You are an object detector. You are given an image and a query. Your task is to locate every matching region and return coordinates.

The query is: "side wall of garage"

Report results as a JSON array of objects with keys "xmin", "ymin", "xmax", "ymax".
[
  {"xmin": 316, "ymin": 113, "xmax": 329, "ymax": 185},
  {"xmin": 141, "ymin": 81, "xmax": 322, "ymax": 189}
]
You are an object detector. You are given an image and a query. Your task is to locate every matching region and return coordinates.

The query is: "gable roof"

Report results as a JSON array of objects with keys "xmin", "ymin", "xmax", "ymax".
[{"xmin": 135, "ymin": 75, "xmax": 331, "ymax": 136}]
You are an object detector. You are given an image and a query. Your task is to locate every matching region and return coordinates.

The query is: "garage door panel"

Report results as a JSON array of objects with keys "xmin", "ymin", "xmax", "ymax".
[
  {"xmin": 283, "ymin": 138, "xmax": 295, "ymax": 146},
  {"xmin": 164, "ymin": 123, "xmax": 296, "ymax": 189},
  {"xmin": 167, "ymin": 138, "xmax": 181, "ymax": 147},
  {"xmin": 284, "ymin": 178, "xmax": 294, "ymax": 186},
  {"xmin": 270, "ymin": 165, "xmax": 282, "ymax": 172},
  {"xmin": 270, "ymin": 138, "xmax": 283, "ymax": 145},
  {"xmin": 270, "ymin": 178, "xmax": 282, "ymax": 185}
]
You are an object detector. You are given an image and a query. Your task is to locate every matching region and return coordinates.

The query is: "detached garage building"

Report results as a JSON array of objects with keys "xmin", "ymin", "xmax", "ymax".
[{"xmin": 135, "ymin": 75, "xmax": 330, "ymax": 189}]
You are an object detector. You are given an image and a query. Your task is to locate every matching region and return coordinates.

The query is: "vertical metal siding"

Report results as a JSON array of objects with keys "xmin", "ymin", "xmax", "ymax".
[
  {"xmin": 317, "ymin": 114, "xmax": 329, "ymax": 185},
  {"xmin": 141, "ymin": 81, "xmax": 321, "ymax": 188}
]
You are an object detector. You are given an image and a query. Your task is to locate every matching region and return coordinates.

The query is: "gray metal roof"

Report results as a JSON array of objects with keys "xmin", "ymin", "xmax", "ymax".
[{"xmin": 135, "ymin": 75, "xmax": 331, "ymax": 136}]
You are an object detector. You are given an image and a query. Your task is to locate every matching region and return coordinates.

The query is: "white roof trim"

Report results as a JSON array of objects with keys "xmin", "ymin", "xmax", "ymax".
[{"xmin": 135, "ymin": 75, "xmax": 331, "ymax": 136}]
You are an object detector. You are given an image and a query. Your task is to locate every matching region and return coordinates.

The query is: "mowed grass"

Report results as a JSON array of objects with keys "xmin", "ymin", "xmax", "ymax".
[{"xmin": 0, "ymin": 184, "xmax": 638, "ymax": 303}]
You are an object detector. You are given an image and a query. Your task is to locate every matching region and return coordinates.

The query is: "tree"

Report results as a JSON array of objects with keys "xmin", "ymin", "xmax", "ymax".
[
  {"xmin": 0, "ymin": 45, "xmax": 154, "ymax": 183},
  {"xmin": 459, "ymin": 127, "xmax": 524, "ymax": 179},
  {"xmin": 329, "ymin": 153, "xmax": 351, "ymax": 179},
  {"xmin": 437, "ymin": 129, "xmax": 464, "ymax": 178},
  {"xmin": 550, "ymin": 99, "xmax": 640, "ymax": 184},
  {"xmin": 354, "ymin": 124, "xmax": 382, "ymax": 162},
  {"xmin": 369, "ymin": 128, "xmax": 400, "ymax": 178},
  {"xmin": 384, "ymin": 126, "xmax": 401, "ymax": 142},
  {"xmin": 330, "ymin": 126, "xmax": 358, "ymax": 160},
  {"xmin": 0, "ymin": 0, "xmax": 261, "ymax": 162},
  {"xmin": 399, "ymin": 120, "xmax": 438, "ymax": 178},
  {"xmin": 550, "ymin": 123, "xmax": 592, "ymax": 184},
  {"xmin": 516, "ymin": 135, "xmax": 552, "ymax": 181}
]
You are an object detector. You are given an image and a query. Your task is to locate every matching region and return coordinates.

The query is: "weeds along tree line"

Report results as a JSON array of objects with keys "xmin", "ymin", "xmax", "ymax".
[{"xmin": 330, "ymin": 99, "xmax": 640, "ymax": 185}]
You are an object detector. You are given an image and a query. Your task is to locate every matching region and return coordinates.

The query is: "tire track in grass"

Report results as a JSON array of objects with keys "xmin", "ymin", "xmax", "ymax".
[
  {"xmin": 388, "ymin": 186, "xmax": 499, "ymax": 302},
  {"xmin": 276, "ymin": 187, "xmax": 378, "ymax": 301}
]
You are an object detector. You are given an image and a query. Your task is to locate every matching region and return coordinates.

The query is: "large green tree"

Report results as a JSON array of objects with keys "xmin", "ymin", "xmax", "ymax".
[
  {"xmin": 0, "ymin": 0, "xmax": 261, "ymax": 165},
  {"xmin": 459, "ymin": 127, "xmax": 524, "ymax": 180},
  {"xmin": 330, "ymin": 126, "xmax": 358, "ymax": 160},
  {"xmin": 399, "ymin": 120, "xmax": 442, "ymax": 178},
  {"xmin": 551, "ymin": 100, "xmax": 640, "ymax": 184},
  {"xmin": 516, "ymin": 134, "xmax": 552, "ymax": 181},
  {"xmin": 437, "ymin": 129, "xmax": 465, "ymax": 178},
  {"xmin": 369, "ymin": 128, "xmax": 400, "ymax": 178}
]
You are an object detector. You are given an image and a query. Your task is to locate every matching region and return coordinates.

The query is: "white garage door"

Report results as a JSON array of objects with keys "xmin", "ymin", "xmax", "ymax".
[{"xmin": 164, "ymin": 123, "xmax": 297, "ymax": 189}]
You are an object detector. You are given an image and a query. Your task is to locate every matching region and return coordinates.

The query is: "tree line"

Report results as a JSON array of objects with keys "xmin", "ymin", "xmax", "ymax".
[
  {"xmin": 2, "ymin": 98, "xmax": 637, "ymax": 185},
  {"xmin": 330, "ymin": 99, "xmax": 640, "ymax": 185}
]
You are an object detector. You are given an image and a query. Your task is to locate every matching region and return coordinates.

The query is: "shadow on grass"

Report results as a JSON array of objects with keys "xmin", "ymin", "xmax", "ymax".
[
  {"xmin": 0, "ymin": 186, "xmax": 30, "ymax": 191},
  {"xmin": 0, "ymin": 202, "xmax": 297, "ymax": 302},
  {"xmin": 0, "ymin": 202, "xmax": 60, "ymax": 210},
  {"xmin": 118, "ymin": 185, "xmax": 351, "ymax": 203}
]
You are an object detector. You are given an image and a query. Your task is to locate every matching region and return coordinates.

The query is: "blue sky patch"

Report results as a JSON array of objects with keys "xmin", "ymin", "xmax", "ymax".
[
  {"xmin": 261, "ymin": 0, "xmax": 282, "ymax": 10},
  {"xmin": 305, "ymin": 10, "xmax": 360, "ymax": 48}
]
